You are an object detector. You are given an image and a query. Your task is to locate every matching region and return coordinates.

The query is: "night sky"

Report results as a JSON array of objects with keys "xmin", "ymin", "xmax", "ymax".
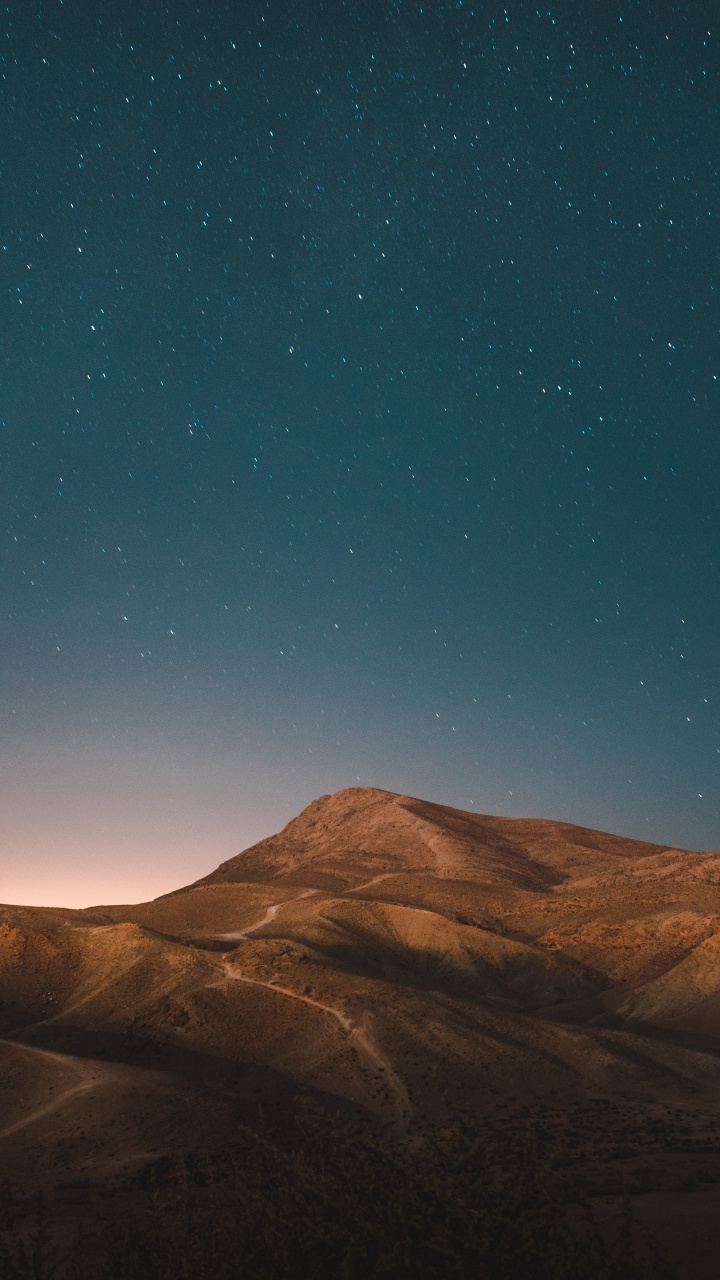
[{"xmin": 2, "ymin": 2, "xmax": 718, "ymax": 907}]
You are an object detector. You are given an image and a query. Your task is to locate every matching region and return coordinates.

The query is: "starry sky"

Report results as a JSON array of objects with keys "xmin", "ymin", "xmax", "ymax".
[{"xmin": 2, "ymin": 1, "xmax": 718, "ymax": 907}]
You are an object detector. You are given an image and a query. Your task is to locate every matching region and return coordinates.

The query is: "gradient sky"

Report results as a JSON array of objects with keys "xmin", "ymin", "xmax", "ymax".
[{"xmin": 2, "ymin": 1, "xmax": 718, "ymax": 907}]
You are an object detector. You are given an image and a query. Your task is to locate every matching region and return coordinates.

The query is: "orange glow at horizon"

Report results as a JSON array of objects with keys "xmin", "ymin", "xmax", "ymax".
[{"xmin": 0, "ymin": 738, "xmax": 335, "ymax": 910}]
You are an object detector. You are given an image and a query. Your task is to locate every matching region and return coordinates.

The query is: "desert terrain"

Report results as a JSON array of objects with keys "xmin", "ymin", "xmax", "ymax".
[{"xmin": 3, "ymin": 786, "xmax": 720, "ymax": 1276}]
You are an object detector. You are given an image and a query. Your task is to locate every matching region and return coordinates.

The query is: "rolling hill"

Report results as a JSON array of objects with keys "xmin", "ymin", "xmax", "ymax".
[{"xmin": 2, "ymin": 786, "xmax": 720, "ymax": 1276}]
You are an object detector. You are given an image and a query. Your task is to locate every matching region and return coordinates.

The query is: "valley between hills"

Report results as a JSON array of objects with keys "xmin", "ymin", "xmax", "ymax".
[{"xmin": 3, "ymin": 786, "xmax": 720, "ymax": 1276}]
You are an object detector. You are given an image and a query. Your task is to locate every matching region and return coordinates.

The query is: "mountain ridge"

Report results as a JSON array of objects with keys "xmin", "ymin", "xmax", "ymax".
[
  {"xmin": 3, "ymin": 785, "xmax": 720, "ymax": 1276},
  {"xmin": 175, "ymin": 786, "xmax": 678, "ymax": 896}
]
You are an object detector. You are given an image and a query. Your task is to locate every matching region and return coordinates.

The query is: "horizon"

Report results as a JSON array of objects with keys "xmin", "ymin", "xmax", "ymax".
[{"xmin": 2, "ymin": 5, "xmax": 717, "ymax": 908}]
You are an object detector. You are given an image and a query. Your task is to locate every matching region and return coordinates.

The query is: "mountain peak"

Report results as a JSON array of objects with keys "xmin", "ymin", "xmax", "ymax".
[{"xmin": 177, "ymin": 787, "xmax": 674, "ymax": 897}]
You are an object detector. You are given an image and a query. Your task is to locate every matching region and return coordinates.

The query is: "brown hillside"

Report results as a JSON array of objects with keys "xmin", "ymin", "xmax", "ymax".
[
  {"xmin": 3, "ymin": 787, "xmax": 720, "ymax": 1277},
  {"xmin": 181, "ymin": 786, "xmax": 673, "ymax": 892}
]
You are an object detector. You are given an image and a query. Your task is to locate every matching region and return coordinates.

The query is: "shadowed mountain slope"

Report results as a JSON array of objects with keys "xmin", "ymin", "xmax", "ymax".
[{"xmin": 3, "ymin": 787, "xmax": 720, "ymax": 1277}]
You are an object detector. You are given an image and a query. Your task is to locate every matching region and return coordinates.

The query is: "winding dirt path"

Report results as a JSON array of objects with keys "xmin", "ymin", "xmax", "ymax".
[
  {"xmin": 223, "ymin": 963, "xmax": 411, "ymax": 1123},
  {"xmin": 347, "ymin": 873, "xmax": 395, "ymax": 895},
  {"xmin": 0, "ymin": 1039, "xmax": 107, "ymax": 1142},
  {"xmin": 219, "ymin": 888, "xmax": 318, "ymax": 941},
  {"xmin": 217, "ymin": 886, "xmax": 411, "ymax": 1122}
]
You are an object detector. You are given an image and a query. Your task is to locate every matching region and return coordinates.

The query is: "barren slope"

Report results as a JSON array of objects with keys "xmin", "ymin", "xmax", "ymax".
[
  {"xmin": 3, "ymin": 787, "xmax": 720, "ymax": 1276},
  {"xmin": 182, "ymin": 786, "xmax": 673, "ymax": 893}
]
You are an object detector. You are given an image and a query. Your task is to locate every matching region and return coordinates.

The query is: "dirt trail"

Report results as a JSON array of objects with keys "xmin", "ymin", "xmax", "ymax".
[
  {"xmin": 416, "ymin": 822, "xmax": 458, "ymax": 876},
  {"xmin": 347, "ymin": 873, "xmax": 394, "ymax": 894},
  {"xmin": 0, "ymin": 884, "xmax": 410, "ymax": 1144},
  {"xmin": 0, "ymin": 1039, "xmax": 107, "ymax": 1142},
  {"xmin": 223, "ymin": 963, "xmax": 411, "ymax": 1123},
  {"xmin": 219, "ymin": 887, "xmax": 410, "ymax": 1122},
  {"xmin": 219, "ymin": 888, "xmax": 318, "ymax": 941}
]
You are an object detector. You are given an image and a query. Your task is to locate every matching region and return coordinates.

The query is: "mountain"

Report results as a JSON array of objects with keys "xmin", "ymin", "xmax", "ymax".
[
  {"xmin": 179, "ymin": 785, "xmax": 673, "ymax": 891},
  {"xmin": 2, "ymin": 787, "xmax": 720, "ymax": 1277}
]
